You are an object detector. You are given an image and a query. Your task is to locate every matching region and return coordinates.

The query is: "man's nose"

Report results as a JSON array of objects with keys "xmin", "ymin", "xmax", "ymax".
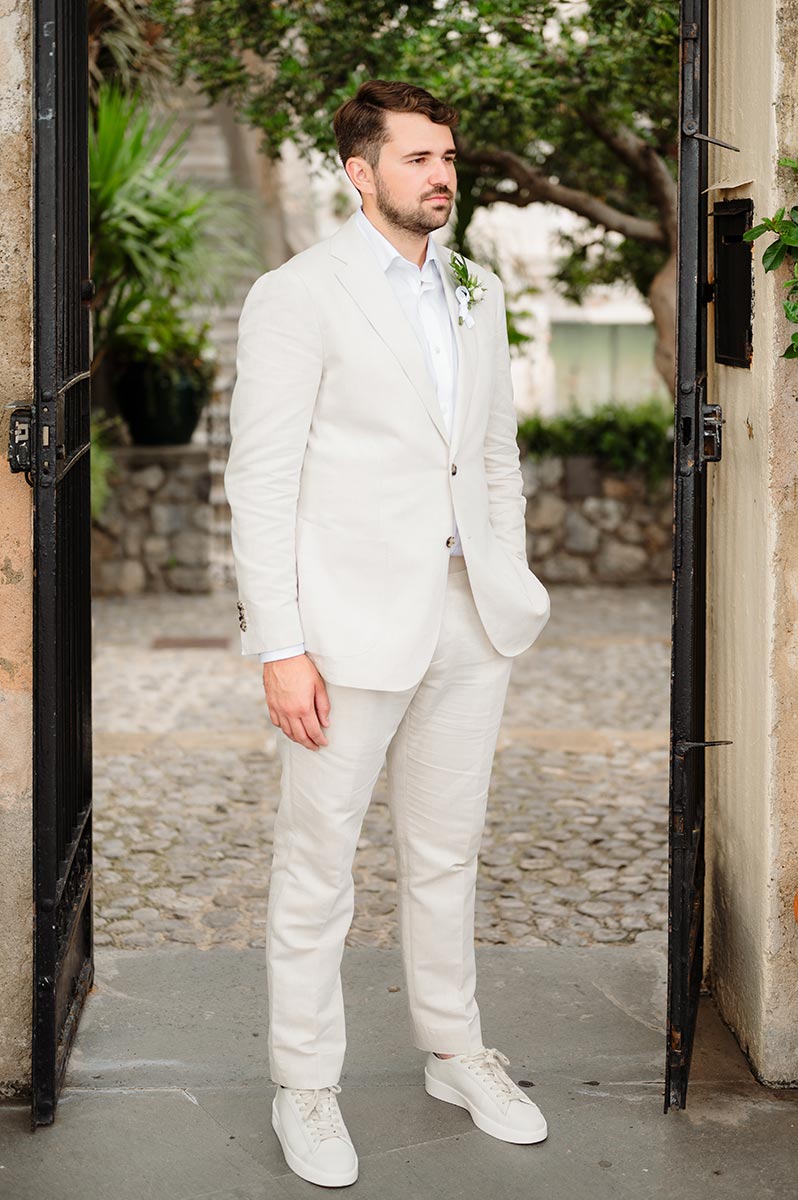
[{"xmin": 428, "ymin": 159, "xmax": 453, "ymax": 187}]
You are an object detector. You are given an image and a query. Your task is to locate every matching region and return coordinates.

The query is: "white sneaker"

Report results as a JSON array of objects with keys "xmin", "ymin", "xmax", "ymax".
[
  {"xmin": 271, "ymin": 1082, "xmax": 359, "ymax": 1187},
  {"xmin": 424, "ymin": 1046, "xmax": 548, "ymax": 1144}
]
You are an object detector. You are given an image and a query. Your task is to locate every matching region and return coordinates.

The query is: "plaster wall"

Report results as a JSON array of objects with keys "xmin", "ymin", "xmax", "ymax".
[
  {"xmin": 0, "ymin": 0, "xmax": 33, "ymax": 1095},
  {"xmin": 706, "ymin": 0, "xmax": 798, "ymax": 1083}
]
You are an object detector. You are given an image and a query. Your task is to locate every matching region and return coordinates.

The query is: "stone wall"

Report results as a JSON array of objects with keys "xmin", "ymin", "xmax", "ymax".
[
  {"xmin": 92, "ymin": 445, "xmax": 213, "ymax": 596},
  {"xmin": 92, "ymin": 446, "xmax": 673, "ymax": 596},
  {"xmin": 522, "ymin": 454, "xmax": 673, "ymax": 583}
]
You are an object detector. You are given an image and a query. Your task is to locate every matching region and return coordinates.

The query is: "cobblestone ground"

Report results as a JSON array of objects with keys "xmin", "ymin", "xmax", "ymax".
[{"xmin": 92, "ymin": 583, "xmax": 671, "ymax": 952}]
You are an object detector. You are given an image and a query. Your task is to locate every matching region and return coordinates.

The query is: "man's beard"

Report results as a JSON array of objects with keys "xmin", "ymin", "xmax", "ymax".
[{"xmin": 373, "ymin": 170, "xmax": 452, "ymax": 237}]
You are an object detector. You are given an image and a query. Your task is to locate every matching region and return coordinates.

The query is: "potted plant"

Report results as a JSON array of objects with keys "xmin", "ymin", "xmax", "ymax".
[
  {"xmin": 88, "ymin": 79, "xmax": 259, "ymax": 441},
  {"xmin": 105, "ymin": 292, "xmax": 218, "ymax": 445}
]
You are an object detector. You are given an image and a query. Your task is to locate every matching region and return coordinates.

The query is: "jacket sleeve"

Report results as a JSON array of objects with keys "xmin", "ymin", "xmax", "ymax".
[
  {"xmin": 223, "ymin": 266, "xmax": 323, "ymax": 657},
  {"xmin": 483, "ymin": 274, "xmax": 528, "ymax": 563}
]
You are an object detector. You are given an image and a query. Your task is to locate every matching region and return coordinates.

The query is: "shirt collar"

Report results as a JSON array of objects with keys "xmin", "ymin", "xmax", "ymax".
[{"xmin": 354, "ymin": 205, "xmax": 439, "ymax": 277}]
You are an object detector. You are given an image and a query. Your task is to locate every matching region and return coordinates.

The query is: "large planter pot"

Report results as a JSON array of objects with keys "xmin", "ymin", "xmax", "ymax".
[{"xmin": 112, "ymin": 358, "xmax": 211, "ymax": 446}]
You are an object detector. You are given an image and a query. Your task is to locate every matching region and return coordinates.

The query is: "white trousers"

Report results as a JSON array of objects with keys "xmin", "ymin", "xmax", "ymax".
[{"xmin": 265, "ymin": 556, "xmax": 515, "ymax": 1088}]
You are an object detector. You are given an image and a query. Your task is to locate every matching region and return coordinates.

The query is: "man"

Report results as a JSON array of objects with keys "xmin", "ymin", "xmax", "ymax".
[{"xmin": 224, "ymin": 79, "xmax": 551, "ymax": 1189}]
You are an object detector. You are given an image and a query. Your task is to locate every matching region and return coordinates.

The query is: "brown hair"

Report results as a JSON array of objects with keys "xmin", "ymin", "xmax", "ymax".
[{"xmin": 333, "ymin": 80, "xmax": 459, "ymax": 176}]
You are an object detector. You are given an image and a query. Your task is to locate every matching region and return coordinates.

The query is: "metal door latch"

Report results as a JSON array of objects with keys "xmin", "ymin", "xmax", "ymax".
[
  {"xmin": 6, "ymin": 405, "xmax": 34, "ymax": 485},
  {"xmin": 701, "ymin": 403, "xmax": 724, "ymax": 463}
]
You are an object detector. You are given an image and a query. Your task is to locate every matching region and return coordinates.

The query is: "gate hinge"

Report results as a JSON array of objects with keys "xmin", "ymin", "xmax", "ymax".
[
  {"xmin": 701, "ymin": 403, "xmax": 725, "ymax": 464},
  {"xmin": 681, "ymin": 22, "xmax": 698, "ymax": 39},
  {"xmin": 6, "ymin": 404, "xmax": 34, "ymax": 486}
]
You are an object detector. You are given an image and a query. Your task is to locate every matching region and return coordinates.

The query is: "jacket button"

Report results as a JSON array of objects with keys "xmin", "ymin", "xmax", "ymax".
[
  {"xmin": 451, "ymin": 463, "xmax": 457, "ymax": 475},
  {"xmin": 445, "ymin": 535, "xmax": 455, "ymax": 548}
]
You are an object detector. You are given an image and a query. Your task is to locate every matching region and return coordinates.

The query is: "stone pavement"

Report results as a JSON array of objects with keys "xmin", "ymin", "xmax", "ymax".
[
  {"xmin": 91, "ymin": 582, "xmax": 671, "ymax": 952},
  {"xmin": 3, "ymin": 944, "xmax": 797, "ymax": 1200},
  {"xmin": 6, "ymin": 583, "xmax": 794, "ymax": 1199}
]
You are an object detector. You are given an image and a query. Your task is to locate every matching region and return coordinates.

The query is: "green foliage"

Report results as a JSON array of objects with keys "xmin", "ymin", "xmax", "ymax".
[
  {"xmin": 149, "ymin": 0, "xmax": 678, "ymax": 301},
  {"xmin": 105, "ymin": 292, "xmax": 217, "ymax": 380},
  {"xmin": 505, "ymin": 301, "xmax": 535, "ymax": 352},
  {"xmin": 517, "ymin": 397, "xmax": 675, "ymax": 486},
  {"xmin": 743, "ymin": 157, "xmax": 798, "ymax": 358},
  {"xmin": 89, "ymin": 412, "xmax": 124, "ymax": 520},
  {"xmin": 89, "ymin": 80, "xmax": 260, "ymax": 364},
  {"xmin": 88, "ymin": 1, "xmax": 174, "ymax": 107}
]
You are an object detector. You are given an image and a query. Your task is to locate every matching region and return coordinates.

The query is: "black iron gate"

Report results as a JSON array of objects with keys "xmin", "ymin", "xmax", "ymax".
[
  {"xmin": 665, "ymin": 0, "xmax": 734, "ymax": 1112},
  {"xmin": 30, "ymin": 0, "xmax": 93, "ymax": 1127}
]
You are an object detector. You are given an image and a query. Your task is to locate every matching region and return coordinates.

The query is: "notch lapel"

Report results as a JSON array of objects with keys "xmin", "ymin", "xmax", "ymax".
[{"xmin": 330, "ymin": 214, "xmax": 449, "ymax": 446}]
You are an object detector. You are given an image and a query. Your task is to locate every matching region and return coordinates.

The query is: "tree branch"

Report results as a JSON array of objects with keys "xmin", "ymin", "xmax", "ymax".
[
  {"xmin": 456, "ymin": 138, "xmax": 667, "ymax": 247},
  {"xmin": 574, "ymin": 110, "xmax": 677, "ymax": 246}
]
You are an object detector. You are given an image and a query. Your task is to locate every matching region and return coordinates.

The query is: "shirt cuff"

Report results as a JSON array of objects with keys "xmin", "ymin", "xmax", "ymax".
[{"xmin": 258, "ymin": 644, "xmax": 306, "ymax": 663}]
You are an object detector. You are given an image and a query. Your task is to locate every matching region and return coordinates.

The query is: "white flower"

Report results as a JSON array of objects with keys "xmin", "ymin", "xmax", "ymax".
[{"xmin": 471, "ymin": 285, "xmax": 486, "ymax": 302}]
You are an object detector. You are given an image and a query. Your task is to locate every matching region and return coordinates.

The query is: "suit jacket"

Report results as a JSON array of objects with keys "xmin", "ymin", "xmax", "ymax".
[{"xmin": 223, "ymin": 209, "xmax": 551, "ymax": 690}]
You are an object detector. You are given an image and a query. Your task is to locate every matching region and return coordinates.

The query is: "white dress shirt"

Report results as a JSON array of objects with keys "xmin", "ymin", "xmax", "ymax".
[{"xmin": 258, "ymin": 205, "xmax": 462, "ymax": 663}]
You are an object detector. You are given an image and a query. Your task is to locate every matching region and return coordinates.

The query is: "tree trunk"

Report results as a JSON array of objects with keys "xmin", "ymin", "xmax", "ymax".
[{"xmin": 648, "ymin": 249, "xmax": 677, "ymax": 395}]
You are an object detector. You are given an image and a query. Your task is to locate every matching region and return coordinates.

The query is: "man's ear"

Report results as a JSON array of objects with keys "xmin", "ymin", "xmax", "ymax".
[{"xmin": 345, "ymin": 155, "xmax": 374, "ymax": 197}]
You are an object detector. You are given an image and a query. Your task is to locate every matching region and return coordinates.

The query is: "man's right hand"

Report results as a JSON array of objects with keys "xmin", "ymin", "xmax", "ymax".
[{"xmin": 262, "ymin": 654, "xmax": 331, "ymax": 750}]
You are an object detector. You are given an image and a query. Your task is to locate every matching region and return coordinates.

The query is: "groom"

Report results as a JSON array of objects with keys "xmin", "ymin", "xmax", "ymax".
[{"xmin": 224, "ymin": 79, "xmax": 551, "ymax": 1188}]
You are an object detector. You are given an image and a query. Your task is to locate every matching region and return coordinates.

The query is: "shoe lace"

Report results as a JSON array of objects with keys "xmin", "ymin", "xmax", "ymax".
[
  {"xmin": 458, "ymin": 1046, "xmax": 533, "ymax": 1107},
  {"xmin": 289, "ymin": 1083, "xmax": 347, "ymax": 1142}
]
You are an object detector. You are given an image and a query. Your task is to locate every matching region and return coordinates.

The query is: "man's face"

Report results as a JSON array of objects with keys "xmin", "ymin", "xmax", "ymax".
[{"xmin": 355, "ymin": 110, "xmax": 457, "ymax": 237}]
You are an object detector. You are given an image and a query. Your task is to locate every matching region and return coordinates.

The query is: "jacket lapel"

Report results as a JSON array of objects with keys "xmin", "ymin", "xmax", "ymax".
[
  {"xmin": 330, "ymin": 212, "xmax": 483, "ymax": 453},
  {"xmin": 330, "ymin": 213, "xmax": 450, "ymax": 445}
]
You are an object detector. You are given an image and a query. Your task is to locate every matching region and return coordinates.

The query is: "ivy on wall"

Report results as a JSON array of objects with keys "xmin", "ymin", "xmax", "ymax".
[{"xmin": 743, "ymin": 156, "xmax": 798, "ymax": 359}]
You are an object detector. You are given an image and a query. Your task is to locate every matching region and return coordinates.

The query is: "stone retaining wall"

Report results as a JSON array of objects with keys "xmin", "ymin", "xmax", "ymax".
[
  {"xmin": 91, "ymin": 445, "xmax": 213, "ymax": 595},
  {"xmin": 92, "ymin": 446, "xmax": 673, "ymax": 595},
  {"xmin": 522, "ymin": 454, "xmax": 673, "ymax": 583}
]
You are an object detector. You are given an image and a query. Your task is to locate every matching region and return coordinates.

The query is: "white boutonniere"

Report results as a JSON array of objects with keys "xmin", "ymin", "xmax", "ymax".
[{"xmin": 450, "ymin": 251, "xmax": 487, "ymax": 327}]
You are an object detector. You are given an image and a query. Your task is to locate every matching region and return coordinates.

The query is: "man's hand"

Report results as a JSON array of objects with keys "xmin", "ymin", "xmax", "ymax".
[{"xmin": 263, "ymin": 654, "xmax": 330, "ymax": 750}]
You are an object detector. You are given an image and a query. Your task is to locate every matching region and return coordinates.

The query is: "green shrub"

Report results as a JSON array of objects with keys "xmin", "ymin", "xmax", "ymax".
[{"xmin": 517, "ymin": 398, "xmax": 675, "ymax": 487}]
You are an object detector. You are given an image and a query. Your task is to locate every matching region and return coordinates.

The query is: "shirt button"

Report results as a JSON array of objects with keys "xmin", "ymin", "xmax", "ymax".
[
  {"xmin": 451, "ymin": 463, "xmax": 457, "ymax": 475},
  {"xmin": 445, "ymin": 535, "xmax": 455, "ymax": 548}
]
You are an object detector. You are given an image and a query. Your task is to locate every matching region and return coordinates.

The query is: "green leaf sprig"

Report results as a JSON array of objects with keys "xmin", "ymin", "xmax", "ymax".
[
  {"xmin": 743, "ymin": 156, "xmax": 798, "ymax": 358},
  {"xmin": 450, "ymin": 250, "xmax": 481, "ymax": 295}
]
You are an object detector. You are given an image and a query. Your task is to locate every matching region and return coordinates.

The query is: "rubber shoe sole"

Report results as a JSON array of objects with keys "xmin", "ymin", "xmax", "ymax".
[
  {"xmin": 271, "ymin": 1095, "xmax": 359, "ymax": 1187},
  {"xmin": 424, "ymin": 1067, "xmax": 548, "ymax": 1144}
]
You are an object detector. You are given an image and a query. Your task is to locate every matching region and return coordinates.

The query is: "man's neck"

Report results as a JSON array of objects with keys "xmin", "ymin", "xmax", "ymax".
[{"xmin": 360, "ymin": 204, "xmax": 429, "ymax": 269}]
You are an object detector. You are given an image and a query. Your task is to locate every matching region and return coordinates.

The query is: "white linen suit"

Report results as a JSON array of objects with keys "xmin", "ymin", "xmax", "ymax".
[
  {"xmin": 223, "ymin": 208, "xmax": 551, "ymax": 1088},
  {"xmin": 223, "ymin": 209, "xmax": 550, "ymax": 690}
]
